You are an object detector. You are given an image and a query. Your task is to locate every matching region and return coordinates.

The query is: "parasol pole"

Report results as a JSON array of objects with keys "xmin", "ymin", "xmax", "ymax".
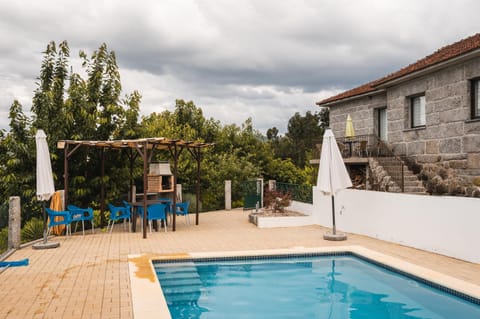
[
  {"xmin": 330, "ymin": 132, "xmax": 337, "ymax": 236},
  {"xmin": 331, "ymin": 196, "xmax": 336, "ymax": 235},
  {"xmin": 42, "ymin": 201, "xmax": 47, "ymax": 244}
]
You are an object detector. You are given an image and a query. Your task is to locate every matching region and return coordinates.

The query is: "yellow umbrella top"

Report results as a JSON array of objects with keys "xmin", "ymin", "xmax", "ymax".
[{"xmin": 345, "ymin": 114, "xmax": 355, "ymax": 138}]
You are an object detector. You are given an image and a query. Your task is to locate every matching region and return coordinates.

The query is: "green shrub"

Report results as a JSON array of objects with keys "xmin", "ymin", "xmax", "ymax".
[
  {"xmin": 94, "ymin": 209, "xmax": 108, "ymax": 228},
  {"xmin": 0, "ymin": 227, "xmax": 8, "ymax": 254},
  {"xmin": 21, "ymin": 218, "xmax": 44, "ymax": 243},
  {"xmin": 0, "ymin": 204, "xmax": 8, "ymax": 229},
  {"xmin": 264, "ymin": 189, "xmax": 292, "ymax": 213}
]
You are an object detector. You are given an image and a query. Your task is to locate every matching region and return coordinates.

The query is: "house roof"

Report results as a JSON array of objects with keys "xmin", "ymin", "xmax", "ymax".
[{"xmin": 317, "ymin": 33, "xmax": 480, "ymax": 106}]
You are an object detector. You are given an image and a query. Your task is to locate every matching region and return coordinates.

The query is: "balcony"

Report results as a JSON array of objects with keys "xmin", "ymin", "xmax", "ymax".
[
  {"xmin": 311, "ymin": 134, "xmax": 384, "ymax": 165},
  {"xmin": 310, "ymin": 134, "xmax": 409, "ymax": 193}
]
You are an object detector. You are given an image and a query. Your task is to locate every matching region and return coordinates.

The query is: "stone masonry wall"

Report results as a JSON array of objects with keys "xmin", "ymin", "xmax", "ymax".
[
  {"xmin": 326, "ymin": 56, "xmax": 480, "ymax": 185},
  {"xmin": 329, "ymin": 93, "xmax": 386, "ymax": 138},
  {"xmin": 386, "ymin": 58, "xmax": 480, "ymax": 182}
]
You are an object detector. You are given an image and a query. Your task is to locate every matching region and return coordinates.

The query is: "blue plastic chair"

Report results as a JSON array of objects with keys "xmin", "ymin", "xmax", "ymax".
[
  {"xmin": 158, "ymin": 198, "xmax": 172, "ymax": 213},
  {"xmin": 174, "ymin": 201, "xmax": 190, "ymax": 225},
  {"xmin": 67, "ymin": 204, "xmax": 94, "ymax": 236},
  {"xmin": 122, "ymin": 200, "xmax": 132, "ymax": 212},
  {"xmin": 134, "ymin": 204, "xmax": 147, "ymax": 231},
  {"xmin": 107, "ymin": 203, "xmax": 130, "ymax": 233},
  {"xmin": 146, "ymin": 203, "xmax": 168, "ymax": 232},
  {"xmin": 46, "ymin": 207, "xmax": 72, "ymax": 236}
]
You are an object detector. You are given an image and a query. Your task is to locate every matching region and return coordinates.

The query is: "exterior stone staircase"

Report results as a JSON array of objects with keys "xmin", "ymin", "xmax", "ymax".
[
  {"xmin": 402, "ymin": 170, "xmax": 427, "ymax": 194},
  {"xmin": 369, "ymin": 158, "xmax": 427, "ymax": 195}
]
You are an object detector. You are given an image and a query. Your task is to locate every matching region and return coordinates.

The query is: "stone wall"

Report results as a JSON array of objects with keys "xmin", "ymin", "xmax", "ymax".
[
  {"xmin": 327, "ymin": 56, "xmax": 480, "ymax": 184},
  {"xmin": 386, "ymin": 58, "xmax": 480, "ymax": 182},
  {"xmin": 329, "ymin": 92, "xmax": 386, "ymax": 138}
]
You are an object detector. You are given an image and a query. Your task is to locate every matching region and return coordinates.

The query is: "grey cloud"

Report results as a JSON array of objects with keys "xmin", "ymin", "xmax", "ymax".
[{"xmin": 1, "ymin": 0, "xmax": 480, "ymax": 134}]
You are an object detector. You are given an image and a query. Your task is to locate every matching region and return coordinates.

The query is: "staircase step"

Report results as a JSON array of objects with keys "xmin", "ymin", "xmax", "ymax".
[
  {"xmin": 371, "ymin": 156, "xmax": 428, "ymax": 195},
  {"xmin": 403, "ymin": 180, "xmax": 423, "ymax": 186},
  {"xmin": 404, "ymin": 186, "xmax": 427, "ymax": 192}
]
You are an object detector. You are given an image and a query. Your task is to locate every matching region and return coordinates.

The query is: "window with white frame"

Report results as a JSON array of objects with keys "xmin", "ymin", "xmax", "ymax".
[
  {"xmin": 411, "ymin": 95, "xmax": 426, "ymax": 128},
  {"xmin": 472, "ymin": 78, "xmax": 480, "ymax": 119}
]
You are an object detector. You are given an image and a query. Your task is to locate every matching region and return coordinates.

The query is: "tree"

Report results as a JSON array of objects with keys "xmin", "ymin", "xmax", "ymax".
[
  {"xmin": 266, "ymin": 127, "xmax": 279, "ymax": 140},
  {"xmin": 0, "ymin": 101, "xmax": 36, "ymax": 222},
  {"xmin": 1, "ymin": 40, "xmax": 324, "ymax": 222},
  {"xmin": 266, "ymin": 111, "xmax": 326, "ymax": 169},
  {"xmin": 31, "ymin": 41, "xmax": 70, "ymax": 142},
  {"xmin": 0, "ymin": 41, "xmax": 142, "ymax": 226}
]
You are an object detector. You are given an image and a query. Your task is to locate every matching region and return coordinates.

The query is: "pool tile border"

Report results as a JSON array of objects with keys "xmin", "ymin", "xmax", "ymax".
[
  {"xmin": 129, "ymin": 246, "xmax": 480, "ymax": 319},
  {"xmin": 154, "ymin": 250, "xmax": 480, "ymax": 306}
]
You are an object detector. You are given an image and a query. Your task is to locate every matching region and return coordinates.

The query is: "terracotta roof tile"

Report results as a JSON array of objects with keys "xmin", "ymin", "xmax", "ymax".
[
  {"xmin": 317, "ymin": 33, "xmax": 480, "ymax": 106},
  {"xmin": 317, "ymin": 80, "xmax": 379, "ymax": 105}
]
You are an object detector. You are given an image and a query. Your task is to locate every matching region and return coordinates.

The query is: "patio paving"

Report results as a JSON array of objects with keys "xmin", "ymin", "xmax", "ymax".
[{"xmin": 1, "ymin": 208, "xmax": 480, "ymax": 318}]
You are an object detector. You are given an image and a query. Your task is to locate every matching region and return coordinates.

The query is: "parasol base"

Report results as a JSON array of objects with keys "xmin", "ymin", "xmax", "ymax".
[
  {"xmin": 323, "ymin": 232, "xmax": 347, "ymax": 241},
  {"xmin": 32, "ymin": 242, "xmax": 60, "ymax": 250}
]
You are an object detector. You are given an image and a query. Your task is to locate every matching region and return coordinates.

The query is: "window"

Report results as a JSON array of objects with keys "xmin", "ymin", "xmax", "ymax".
[
  {"xmin": 472, "ymin": 79, "xmax": 480, "ymax": 119},
  {"xmin": 411, "ymin": 95, "xmax": 426, "ymax": 128}
]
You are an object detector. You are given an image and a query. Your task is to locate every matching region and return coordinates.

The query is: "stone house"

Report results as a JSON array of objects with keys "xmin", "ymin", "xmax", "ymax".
[{"xmin": 317, "ymin": 34, "xmax": 480, "ymax": 194}]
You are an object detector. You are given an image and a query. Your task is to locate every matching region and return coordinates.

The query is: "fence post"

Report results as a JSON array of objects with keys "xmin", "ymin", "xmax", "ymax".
[
  {"xmin": 8, "ymin": 196, "xmax": 21, "ymax": 249},
  {"xmin": 176, "ymin": 184, "xmax": 182, "ymax": 202},
  {"xmin": 257, "ymin": 178, "xmax": 264, "ymax": 208},
  {"xmin": 225, "ymin": 180, "xmax": 231, "ymax": 210},
  {"xmin": 268, "ymin": 180, "xmax": 276, "ymax": 191}
]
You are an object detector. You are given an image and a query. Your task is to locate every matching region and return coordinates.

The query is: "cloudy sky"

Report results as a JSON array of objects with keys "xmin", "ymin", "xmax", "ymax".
[{"xmin": 0, "ymin": 0, "xmax": 479, "ymax": 134}]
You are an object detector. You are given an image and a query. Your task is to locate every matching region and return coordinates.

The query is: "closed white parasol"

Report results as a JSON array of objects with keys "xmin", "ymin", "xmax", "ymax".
[
  {"xmin": 36, "ymin": 130, "xmax": 55, "ymax": 201},
  {"xmin": 317, "ymin": 129, "xmax": 352, "ymax": 240},
  {"xmin": 33, "ymin": 129, "xmax": 59, "ymax": 249}
]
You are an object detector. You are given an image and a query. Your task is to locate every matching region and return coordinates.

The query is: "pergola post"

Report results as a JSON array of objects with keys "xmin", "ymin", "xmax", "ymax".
[
  {"xmin": 138, "ymin": 141, "xmax": 149, "ymax": 239},
  {"xmin": 127, "ymin": 149, "xmax": 137, "ymax": 202},
  {"xmin": 63, "ymin": 144, "xmax": 69, "ymax": 208},
  {"xmin": 100, "ymin": 147, "xmax": 106, "ymax": 226},
  {"xmin": 195, "ymin": 149, "xmax": 200, "ymax": 225},
  {"xmin": 168, "ymin": 141, "xmax": 185, "ymax": 232},
  {"xmin": 60, "ymin": 142, "xmax": 82, "ymax": 211}
]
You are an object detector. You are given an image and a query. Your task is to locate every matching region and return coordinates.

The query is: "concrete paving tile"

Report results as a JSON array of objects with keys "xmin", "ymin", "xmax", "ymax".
[{"xmin": 1, "ymin": 209, "xmax": 479, "ymax": 318}]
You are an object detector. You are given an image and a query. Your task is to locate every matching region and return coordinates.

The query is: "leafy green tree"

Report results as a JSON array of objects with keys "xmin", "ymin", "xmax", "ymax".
[
  {"xmin": 264, "ymin": 158, "xmax": 307, "ymax": 185},
  {"xmin": 81, "ymin": 43, "xmax": 124, "ymax": 140},
  {"xmin": 0, "ymin": 101, "xmax": 36, "ymax": 222},
  {"xmin": 144, "ymin": 100, "xmax": 315, "ymax": 208},
  {"xmin": 69, "ymin": 43, "xmax": 141, "ymax": 221},
  {"xmin": 1, "ymin": 39, "xmax": 324, "ymax": 222},
  {"xmin": 1, "ymin": 41, "xmax": 142, "ymax": 226},
  {"xmin": 31, "ymin": 41, "xmax": 70, "ymax": 142},
  {"xmin": 285, "ymin": 111, "xmax": 324, "ymax": 167}
]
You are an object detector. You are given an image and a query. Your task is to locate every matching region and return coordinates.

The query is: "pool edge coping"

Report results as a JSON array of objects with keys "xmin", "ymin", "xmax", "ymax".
[{"xmin": 128, "ymin": 246, "xmax": 480, "ymax": 319}]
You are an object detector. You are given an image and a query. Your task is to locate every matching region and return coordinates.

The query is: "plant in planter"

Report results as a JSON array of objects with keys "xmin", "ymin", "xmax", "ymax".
[{"xmin": 263, "ymin": 189, "xmax": 292, "ymax": 214}]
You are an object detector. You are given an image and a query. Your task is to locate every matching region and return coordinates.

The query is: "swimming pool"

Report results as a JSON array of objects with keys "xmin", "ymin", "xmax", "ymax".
[{"xmin": 154, "ymin": 253, "xmax": 480, "ymax": 319}]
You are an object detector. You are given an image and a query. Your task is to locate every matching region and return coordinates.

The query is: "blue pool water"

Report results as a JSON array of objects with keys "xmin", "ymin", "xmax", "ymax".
[{"xmin": 154, "ymin": 255, "xmax": 480, "ymax": 319}]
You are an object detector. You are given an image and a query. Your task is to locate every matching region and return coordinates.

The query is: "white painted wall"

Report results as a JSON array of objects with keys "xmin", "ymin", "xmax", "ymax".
[
  {"xmin": 311, "ymin": 187, "xmax": 480, "ymax": 263},
  {"xmin": 290, "ymin": 200, "xmax": 315, "ymax": 216}
]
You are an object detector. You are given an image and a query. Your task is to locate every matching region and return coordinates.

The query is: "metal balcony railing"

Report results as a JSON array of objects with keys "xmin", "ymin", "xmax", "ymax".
[{"xmin": 312, "ymin": 134, "xmax": 404, "ymax": 192}]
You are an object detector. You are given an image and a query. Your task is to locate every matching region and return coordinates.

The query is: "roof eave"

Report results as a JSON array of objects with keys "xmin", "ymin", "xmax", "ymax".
[
  {"xmin": 316, "ymin": 88, "xmax": 386, "ymax": 107},
  {"xmin": 374, "ymin": 48, "xmax": 480, "ymax": 89}
]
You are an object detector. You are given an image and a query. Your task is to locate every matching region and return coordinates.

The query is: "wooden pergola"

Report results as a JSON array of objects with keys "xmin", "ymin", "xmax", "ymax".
[{"xmin": 56, "ymin": 137, "xmax": 213, "ymax": 238}]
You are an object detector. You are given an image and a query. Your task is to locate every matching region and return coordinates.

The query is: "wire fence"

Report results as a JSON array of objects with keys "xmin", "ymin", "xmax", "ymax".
[{"xmin": 275, "ymin": 182, "xmax": 313, "ymax": 204}]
